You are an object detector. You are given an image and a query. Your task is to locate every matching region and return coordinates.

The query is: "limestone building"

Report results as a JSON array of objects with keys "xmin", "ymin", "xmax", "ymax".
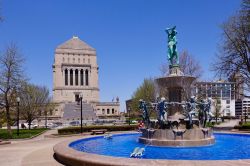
[
  {"xmin": 53, "ymin": 36, "xmax": 99, "ymax": 103},
  {"xmin": 53, "ymin": 36, "xmax": 120, "ymax": 120}
]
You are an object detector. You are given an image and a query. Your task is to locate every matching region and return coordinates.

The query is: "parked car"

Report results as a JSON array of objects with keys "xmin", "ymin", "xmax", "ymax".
[
  {"xmin": 69, "ymin": 121, "xmax": 80, "ymax": 126},
  {"xmin": 210, "ymin": 118, "xmax": 222, "ymax": 123}
]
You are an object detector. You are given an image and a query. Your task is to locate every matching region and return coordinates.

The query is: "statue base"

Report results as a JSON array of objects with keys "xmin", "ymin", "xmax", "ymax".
[
  {"xmin": 139, "ymin": 128, "xmax": 215, "ymax": 147},
  {"xmin": 169, "ymin": 65, "xmax": 183, "ymax": 76}
]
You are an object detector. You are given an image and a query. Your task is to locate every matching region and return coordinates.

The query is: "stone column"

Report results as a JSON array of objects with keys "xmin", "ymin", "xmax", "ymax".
[
  {"xmin": 83, "ymin": 69, "xmax": 85, "ymax": 86},
  {"xmin": 78, "ymin": 68, "xmax": 81, "ymax": 86},
  {"xmin": 68, "ymin": 69, "xmax": 70, "ymax": 86},
  {"xmin": 73, "ymin": 68, "xmax": 75, "ymax": 86}
]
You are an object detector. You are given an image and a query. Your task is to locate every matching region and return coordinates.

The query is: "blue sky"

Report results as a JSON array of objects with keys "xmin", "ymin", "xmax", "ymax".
[{"xmin": 0, "ymin": 0, "xmax": 241, "ymax": 111}]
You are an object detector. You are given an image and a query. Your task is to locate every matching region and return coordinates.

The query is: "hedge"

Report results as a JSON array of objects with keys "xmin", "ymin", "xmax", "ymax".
[
  {"xmin": 234, "ymin": 122, "xmax": 250, "ymax": 130},
  {"xmin": 58, "ymin": 125, "xmax": 138, "ymax": 134}
]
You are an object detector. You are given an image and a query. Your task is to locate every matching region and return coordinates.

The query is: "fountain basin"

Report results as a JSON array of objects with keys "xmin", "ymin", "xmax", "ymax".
[
  {"xmin": 53, "ymin": 132, "xmax": 250, "ymax": 166},
  {"xmin": 139, "ymin": 128, "xmax": 214, "ymax": 147}
]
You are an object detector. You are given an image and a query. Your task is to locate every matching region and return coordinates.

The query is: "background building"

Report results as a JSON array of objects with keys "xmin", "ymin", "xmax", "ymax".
[
  {"xmin": 235, "ymin": 98, "xmax": 250, "ymax": 119},
  {"xmin": 193, "ymin": 80, "xmax": 235, "ymax": 117}
]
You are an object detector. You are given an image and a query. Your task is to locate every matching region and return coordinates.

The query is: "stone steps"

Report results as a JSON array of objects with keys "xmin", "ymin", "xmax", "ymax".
[{"xmin": 63, "ymin": 102, "xmax": 96, "ymax": 120}]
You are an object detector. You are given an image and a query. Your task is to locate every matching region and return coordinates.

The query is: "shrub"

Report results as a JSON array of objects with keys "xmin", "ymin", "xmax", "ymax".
[
  {"xmin": 58, "ymin": 125, "xmax": 138, "ymax": 135},
  {"xmin": 234, "ymin": 122, "xmax": 250, "ymax": 130}
]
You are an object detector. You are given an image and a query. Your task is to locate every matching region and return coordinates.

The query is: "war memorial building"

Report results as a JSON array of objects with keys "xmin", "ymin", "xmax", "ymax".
[{"xmin": 52, "ymin": 36, "xmax": 120, "ymax": 121}]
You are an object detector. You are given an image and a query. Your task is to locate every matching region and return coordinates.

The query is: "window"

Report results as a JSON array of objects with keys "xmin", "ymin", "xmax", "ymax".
[
  {"xmin": 102, "ymin": 109, "xmax": 105, "ymax": 114},
  {"xmin": 75, "ymin": 69, "xmax": 78, "ymax": 86},
  {"xmin": 107, "ymin": 109, "xmax": 110, "ymax": 114},
  {"xmin": 88, "ymin": 58, "xmax": 90, "ymax": 63},
  {"xmin": 80, "ymin": 69, "xmax": 84, "ymax": 86},
  {"xmin": 112, "ymin": 108, "xmax": 115, "ymax": 114},
  {"xmin": 78, "ymin": 58, "xmax": 80, "ymax": 63},
  {"xmin": 70, "ymin": 69, "xmax": 73, "ymax": 85},
  {"xmin": 226, "ymin": 100, "xmax": 230, "ymax": 104},
  {"xmin": 83, "ymin": 58, "xmax": 85, "ymax": 63},
  {"xmin": 65, "ymin": 69, "xmax": 68, "ymax": 85},
  {"xmin": 73, "ymin": 58, "xmax": 75, "ymax": 63},
  {"xmin": 85, "ymin": 70, "xmax": 89, "ymax": 86}
]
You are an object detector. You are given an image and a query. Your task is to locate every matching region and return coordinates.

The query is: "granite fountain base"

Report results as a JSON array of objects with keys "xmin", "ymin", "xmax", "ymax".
[{"xmin": 139, "ymin": 128, "xmax": 215, "ymax": 147}]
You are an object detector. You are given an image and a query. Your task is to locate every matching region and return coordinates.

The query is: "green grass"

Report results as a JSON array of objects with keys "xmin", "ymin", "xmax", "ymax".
[{"xmin": 0, "ymin": 128, "xmax": 48, "ymax": 139}]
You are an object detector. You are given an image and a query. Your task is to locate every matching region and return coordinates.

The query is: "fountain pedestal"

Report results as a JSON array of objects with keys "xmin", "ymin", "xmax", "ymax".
[{"xmin": 139, "ymin": 128, "xmax": 215, "ymax": 147}]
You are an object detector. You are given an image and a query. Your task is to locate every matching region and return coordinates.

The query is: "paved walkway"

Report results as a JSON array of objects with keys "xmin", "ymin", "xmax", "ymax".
[
  {"xmin": 214, "ymin": 119, "xmax": 239, "ymax": 127},
  {"xmin": 0, "ymin": 129, "xmax": 81, "ymax": 166}
]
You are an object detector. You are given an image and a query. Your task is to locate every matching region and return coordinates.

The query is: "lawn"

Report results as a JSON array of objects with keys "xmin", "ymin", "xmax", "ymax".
[{"xmin": 0, "ymin": 128, "xmax": 48, "ymax": 139}]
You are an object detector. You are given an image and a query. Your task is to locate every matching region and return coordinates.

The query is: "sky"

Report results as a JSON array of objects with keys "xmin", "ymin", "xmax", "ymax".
[{"xmin": 0, "ymin": 0, "xmax": 242, "ymax": 112}]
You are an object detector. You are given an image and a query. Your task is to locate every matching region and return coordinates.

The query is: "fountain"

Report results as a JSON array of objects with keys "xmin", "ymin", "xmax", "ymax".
[{"xmin": 139, "ymin": 26, "xmax": 215, "ymax": 147}]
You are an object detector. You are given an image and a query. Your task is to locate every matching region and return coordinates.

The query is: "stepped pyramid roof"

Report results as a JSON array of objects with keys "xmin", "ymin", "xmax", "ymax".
[{"xmin": 57, "ymin": 36, "xmax": 95, "ymax": 50}]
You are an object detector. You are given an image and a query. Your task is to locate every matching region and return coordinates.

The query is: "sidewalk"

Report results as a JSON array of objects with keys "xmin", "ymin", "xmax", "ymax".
[{"xmin": 0, "ymin": 129, "xmax": 81, "ymax": 166}]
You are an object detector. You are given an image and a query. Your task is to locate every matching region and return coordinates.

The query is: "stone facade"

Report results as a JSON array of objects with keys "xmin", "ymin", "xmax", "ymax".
[
  {"xmin": 53, "ymin": 36, "xmax": 99, "ymax": 103},
  {"xmin": 53, "ymin": 36, "xmax": 120, "ymax": 119}
]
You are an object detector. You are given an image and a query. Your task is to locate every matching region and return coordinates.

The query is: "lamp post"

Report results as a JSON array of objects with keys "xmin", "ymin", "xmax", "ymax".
[
  {"xmin": 45, "ymin": 110, "xmax": 47, "ymax": 128},
  {"xmin": 79, "ymin": 94, "xmax": 83, "ymax": 134},
  {"xmin": 16, "ymin": 97, "xmax": 20, "ymax": 136},
  {"xmin": 128, "ymin": 107, "xmax": 131, "ymax": 126}
]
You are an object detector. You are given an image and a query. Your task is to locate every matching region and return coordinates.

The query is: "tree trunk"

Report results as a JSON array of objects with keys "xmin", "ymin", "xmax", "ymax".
[
  {"xmin": 6, "ymin": 105, "xmax": 12, "ymax": 137},
  {"xmin": 28, "ymin": 121, "xmax": 31, "ymax": 130}
]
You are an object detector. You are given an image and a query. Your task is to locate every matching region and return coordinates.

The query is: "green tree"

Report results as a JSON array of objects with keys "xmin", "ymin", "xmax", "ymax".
[
  {"xmin": 212, "ymin": 0, "xmax": 250, "ymax": 90},
  {"xmin": 19, "ymin": 83, "xmax": 52, "ymax": 129},
  {"xmin": 130, "ymin": 78, "xmax": 156, "ymax": 118},
  {"xmin": 214, "ymin": 98, "xmax": 221, "ymax": 124}
]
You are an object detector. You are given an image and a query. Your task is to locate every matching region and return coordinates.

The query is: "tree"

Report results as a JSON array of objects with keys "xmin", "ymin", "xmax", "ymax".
[
  {"xmin": 0, "ymin": 43, "xmax": 25, "ymax": 136},
  {"xmin": 19, "ymin": 83, "xmax": 52, "ymax": 129},
  {"xmin": 212, "ymin": 0, "xmax": 250, "ymax": 90},
  {"xmin": 160, "ymin": 50, "xmax": 203, "ymax": 78},
  {"xmin": 130, "ymin": 78, "xmax": 156, "ymax": 118},
  {"xmin": 213, "ymin": 98, "xmax": 221, "ymax": 124}
]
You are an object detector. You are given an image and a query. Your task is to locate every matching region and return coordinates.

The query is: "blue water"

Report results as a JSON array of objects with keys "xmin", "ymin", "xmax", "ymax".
[{"xmin": 69, "ymin": 133, "xmax": 250, "ymax": 160}]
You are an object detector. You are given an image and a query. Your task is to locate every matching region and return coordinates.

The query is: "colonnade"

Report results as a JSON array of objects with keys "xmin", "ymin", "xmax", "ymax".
[{"xmin": 64, "ymin": 68, "xmax": 89, "ymax": 86}]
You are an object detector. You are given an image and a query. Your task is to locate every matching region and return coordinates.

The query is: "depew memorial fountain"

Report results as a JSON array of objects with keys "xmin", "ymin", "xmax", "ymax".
[{"xmin": 139, "ymin": 26, "xmax": 214, "ymax": 146}]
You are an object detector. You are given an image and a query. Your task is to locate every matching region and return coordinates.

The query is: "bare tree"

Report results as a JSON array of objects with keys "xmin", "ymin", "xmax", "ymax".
[
  {"xmin": 212, "ymin": 0, "xmax": 250, "ymax": 90},
  {"xmin": 19, "ymin": 83, "xmax": 51, "ymax": 129},
  {"xmin": 0, "ymin": 43, "xmax": 25, "ymax": 136},
  {"xmin": 160, "ymin": 50, "xmax": 203, "ymax": 78}
]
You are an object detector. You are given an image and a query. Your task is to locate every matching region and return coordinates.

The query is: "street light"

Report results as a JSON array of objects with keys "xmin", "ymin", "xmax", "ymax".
[
  {"xmin": 16, "ymin": 97, "xmax": 20, "ymax": 136},
  {"xmin": 79, "ymin": 94, "xmax": 83, "ymax": 134},
  {"xmin": 128, "ymin": 107, "xmax": 131, "ymax": 126}
]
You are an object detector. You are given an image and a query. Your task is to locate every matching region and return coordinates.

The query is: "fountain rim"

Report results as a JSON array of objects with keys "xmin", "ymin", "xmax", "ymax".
[{"xmin": 53, "ymin": 132, "xmax": 250, "ymax": 166}]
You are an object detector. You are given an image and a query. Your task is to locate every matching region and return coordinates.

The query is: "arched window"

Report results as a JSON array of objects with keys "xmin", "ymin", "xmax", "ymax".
[
  {"xmin": 80, "ymin": 69, "xmax": 84, "ymax": 86},
  {"xmin": 70, "ymin": 69, "xmax": 73, "ymax": 86},
  {"xmin": 65, "ymin": 69, "xmax": 68, "ymax": 85},
  {"xmin": 75, "ymin": 69, "xmax": 78, "ymax": 86},
  {"xmin": 85, "ymin": 70, "xmax": 89, "ymax": 86},
  {"xmin": 112, "ymin": 108, "xmax": 115, "ymax": 114},
  {"xmin": 83, "ymin": 58, "xmax": 85, "ymax": 63}
]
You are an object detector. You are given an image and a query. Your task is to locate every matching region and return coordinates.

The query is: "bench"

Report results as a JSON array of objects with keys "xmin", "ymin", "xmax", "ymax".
[{"xmin": 91, "ymin": 129, "xmax": 107, "ymax": 135}]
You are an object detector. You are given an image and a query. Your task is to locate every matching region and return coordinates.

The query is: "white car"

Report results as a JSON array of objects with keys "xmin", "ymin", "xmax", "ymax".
[{"xmin": 210, "ymin": 118, "xmax": 222, "ymax": 123}]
